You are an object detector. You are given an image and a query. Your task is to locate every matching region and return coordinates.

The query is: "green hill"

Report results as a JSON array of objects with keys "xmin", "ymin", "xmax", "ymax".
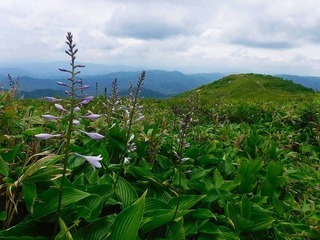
[{"xmin": 175, "ymin": 73, "xmax": 315, "ymax": 103}]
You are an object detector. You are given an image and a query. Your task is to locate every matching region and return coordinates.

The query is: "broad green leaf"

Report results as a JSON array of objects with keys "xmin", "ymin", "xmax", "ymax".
[
  {"xmin": 0, "ymin": 219, "xmax": 52, "ymax": 239},
  {"xmin": 248, "ymin": 214, "xmax": 274, "ymax": 232},
  {"xmin": 144, "ymin": 198, "xmax": 172, "ymax": 213},
  {"xmin": 240, "ymin": 195, "xmax": 251, "ymax": 219},
  {"xmin": 197, "ymin": 155, "xmax": 221, "ymax": 166},
  {"xmin": 0, "ymin": 155, "xmax": 9, "ymax": 177},
  {"xmin": 22, "ymin": 182, "xmax": 37, "ymax": 214},
  {"xmin": 199, "ymin": 222, "xmax": 240, "ymax": 239},
  {"xmin": 77, "ymin": 215, "xmax": 115, "ymax": 240},
  {"xmin": 168, "ymin": 217, "xmax": 185, "ymax": 240},
  {"xmin": 32, "ymin": 187, "xmax": 91, "ymax": 219},
  {"xmin": 191, "ymin": 208, "xmax": 216, "ymax": 220},
  {"xmin": 141, "ymin": 209, "xmax": 191, "ymax": 233},
  {"xmin": 168, "ymin": 195, "xmax": 206, "ymax": 210},
  {"xmin": 214, "ymin": 168, "xmax": 224, "ymax": 188},
  {"xmin": 23, "ymin": 127, "xmax": 43, "ymax": 136},
  {"xmin": 108, "ymin": 190, "xmax": 147, "ymax": 240},
  {"xmin": 115, "ymin": 175, "xmax": 138, "ymax": 208},
  {"xmin": 1, "ymin": 143, "xmax": 23, "ymax": 163}
]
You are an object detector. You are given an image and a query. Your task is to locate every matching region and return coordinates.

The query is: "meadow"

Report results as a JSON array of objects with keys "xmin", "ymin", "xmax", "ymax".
[{"xmin": 0, "ymin": 33, "xmax": 319, "ymax": 239}]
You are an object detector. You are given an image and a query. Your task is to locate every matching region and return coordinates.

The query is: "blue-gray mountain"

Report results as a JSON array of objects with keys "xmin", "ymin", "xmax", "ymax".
[{"xmin": 1, "ymin": 70, "xmax": 320, "ymax": 98}]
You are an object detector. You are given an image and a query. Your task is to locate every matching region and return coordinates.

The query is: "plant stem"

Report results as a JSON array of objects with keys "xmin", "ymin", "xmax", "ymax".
[{"xmin": 53, "ymin": 32, "xmax": 77, "ymax": 237}]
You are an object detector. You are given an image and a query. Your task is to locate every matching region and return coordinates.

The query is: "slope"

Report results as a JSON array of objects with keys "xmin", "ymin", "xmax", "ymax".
[{"xmin": 174, "ymin": 73, "xmax": 315, "ymax": 103}]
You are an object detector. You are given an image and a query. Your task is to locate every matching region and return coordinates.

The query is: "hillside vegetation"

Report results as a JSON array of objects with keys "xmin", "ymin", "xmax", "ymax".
[{"xmin": 175, "ymin": 73, "xmax": 315, "ymax": 104}]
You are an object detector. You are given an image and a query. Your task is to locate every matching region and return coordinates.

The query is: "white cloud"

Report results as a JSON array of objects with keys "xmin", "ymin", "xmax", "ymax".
[{"xmin": 0, "ymin": 0, "xmax": 320, "ymax": 75}]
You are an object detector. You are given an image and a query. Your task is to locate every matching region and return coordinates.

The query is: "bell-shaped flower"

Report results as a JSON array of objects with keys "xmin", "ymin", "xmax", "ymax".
[
  {"xmin": 81, "ymin": 114, "xmax": 101, "ymax": 120},
  {"xmin": 56, "ymin": 81, "xmax": 70, "ymax": 87},
  {"xmin": 42, "ymin": 114, "xmax": 61, "ymax": 120},
  {"xmin": 77, "ymin": 85, "xmax": 90, "ymax": 90},
  {"xmin": 45, "ymin": 97, "xmax": 62, "ymax": 102},
  {"xmin": 73, "ymin": 119, "xmax": 80, "ymax": 125},
  {"xmin": 74, "ymin": 106, "xmax": 81, "ymax": 112},
  {"xmin": 35, "ymin": 133, "xmax": 61, "ymax": 140},
  {"xmin": 55, "ymin": 103, "xmax": 67, "ymax": 111},
  {"xmin": 79, "ymin": 99, "xmax": 90, "ymax": 105},
  {"xmin": 79, "ymin": 130, "xmax": 104, "ymax": 140},
  {"xmin": 74, "ymin": 153, "xmax": 103, "ymax": 169}
]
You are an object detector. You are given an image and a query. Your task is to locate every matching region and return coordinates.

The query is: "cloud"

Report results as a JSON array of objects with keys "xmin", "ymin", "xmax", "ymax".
[{"xmin": 105, "ymin": 2, "xmax": 202, "ymax": 40}]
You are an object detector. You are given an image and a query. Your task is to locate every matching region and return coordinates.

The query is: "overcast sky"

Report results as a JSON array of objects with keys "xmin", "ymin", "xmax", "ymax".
[{"xmin": 1, "ymin": 0, "xmax": 320, "ymax": 75}]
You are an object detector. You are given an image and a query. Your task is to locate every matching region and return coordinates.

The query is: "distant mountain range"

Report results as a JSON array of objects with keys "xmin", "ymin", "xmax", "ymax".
[{"xmin": 0, "ymin": 62, "xmax": 320, "ymax": 98}]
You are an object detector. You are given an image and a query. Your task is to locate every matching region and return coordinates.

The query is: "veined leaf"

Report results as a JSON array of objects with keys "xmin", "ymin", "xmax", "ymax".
[
  {"xmin": 141, "ymin": 209, "xmax": 191, "ymax": 233},
  {"xmin": 77, "ymin": 215, "xmax": 115, "ymax": 240},
  {"xmin": 107, "ymin": 190, "xmax": 147, "ymax": 240},
  {"xmin": 32, "ymin": 187, "xmax": 91, "ymax": 219},
  {"xmin": 168, "ymin": 218, "xmax": 185, "ymax": 240},
  {"xmin": 114, "ymin": 175, "xmax": 138, "ymax": 208},
  {"xmin": 168, "ymin": 195, "xmax": 206, "ymax": 210},
  {"xmin": 22, "ymin": 182, "xmax": 37, "ymax": 215},
  {"xmin": 0, "ymin": 155, "xmax": 9, "ymax": 177}
]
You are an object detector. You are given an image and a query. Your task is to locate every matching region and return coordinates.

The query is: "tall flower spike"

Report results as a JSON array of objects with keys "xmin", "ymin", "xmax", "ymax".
[
  {"xmin": 74, "ymin": 153, "xmax": 103, "ymax": 169},
  {"xmin": 79, "ymin": 130, "xmax": 105, "ymax": 140}
]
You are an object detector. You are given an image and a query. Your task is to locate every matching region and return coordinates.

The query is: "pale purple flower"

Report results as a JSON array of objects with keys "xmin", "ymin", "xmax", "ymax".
[
  {"xmin": 42, "ymin": 114, "xmax": 61, "ymax": 120},
  {"xmin": 84, "ymin": 96, "xmax": 94, "ymax": 101},
  {"xmin": 45, "ymin": 97, "xmax": 62, "ymax": 102},
  {"xmin": 79, "ymin": 130, "xmax": 104, "ymax": 140},
  {"xmin": 73, "ymin": 120, "xmax": 80, "ymax": 125},
  {"xmin": 56, "ymin": 81, "xmax": 70, "ymax": 87},
  {"xmin": 81, "ymin": 114, "xmax": 101, "ymax": 120},
  {"xmin": 55, "ymin": 103, "xmax": 67, "ymax": 111},
  {"xmin": 124, "ymin": 157, "xmax": 131, "ymax": 164},
  {"xmin": 77, "ymin": 85, "xmax": 90, "ymax": 90},
  {"xmin": 35, "ymin": 133, "xmax": 61, "ymax": 140},
  {"xmin": 74, "ymin": 106, "xmax": 81, "ymax": 112},
  {"xmin": 79, "ymin": 99, "xmax": 90, "ymax": 105},
  {"xmin": 74, "ymin": 153, "xmax": 102, "ymax": 169}
]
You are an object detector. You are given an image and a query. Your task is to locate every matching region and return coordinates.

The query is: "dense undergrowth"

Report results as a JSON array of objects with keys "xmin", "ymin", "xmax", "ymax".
[{"xmin": 0, "ymin": 33, "xmax": 320, "ymax": 239}]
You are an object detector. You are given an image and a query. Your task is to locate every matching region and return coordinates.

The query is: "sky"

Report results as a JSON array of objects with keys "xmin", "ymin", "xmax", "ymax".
[{"xmin": 1, "ymin": 0, "xmax": 320, "ymax": 75}]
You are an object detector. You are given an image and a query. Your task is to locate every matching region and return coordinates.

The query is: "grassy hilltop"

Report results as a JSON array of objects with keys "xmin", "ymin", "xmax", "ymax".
[{"xmin": 174, "ymin": 73, "xmax": 315, "ymax": 103}]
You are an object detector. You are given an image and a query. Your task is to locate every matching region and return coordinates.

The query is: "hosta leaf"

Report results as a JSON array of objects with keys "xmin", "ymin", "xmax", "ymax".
[
  {"xmin": 23, "ymin": 127, "xmax": 43, "ymax": 136},
  {"xmin": 0, "ymin": 219, "xmax": 52, "ymax": 239},
  {"xmin": 191, "ymin": 208, "xmax": 216, "ymax": 220},
  {"xmin": 144, "ymin": 198, "xmax": 172, "ymax": 213},
  {"xmin": 0, "ymin": 143, "xmax": 23, "ymax": 163},
  {"xmin": 141, "ymin": 209, "xmax": 191, "ymax": 233},
  {"xmin": 32, "ymin": 187, "xmax": 91, "ymax": 219},
  {"xmin": 114, "ymin": 175, "xmax": 138, "ymax": 208},
  {"xmin": 0, "ymin": 155, "xmax": 9, "ymax": 177},
  {"xmin": 107, "ymin": 190, "xmax": 147, "ymax": 240},
  {"xmin": 199, "ymin": 222, "xmax": 240, "ymax": 239},
  {"xmin": 214, "ymin": 168, "xmax": 224, "ymax": 188},
  {"xmin": 77, "ymin": 215, "xmax": 115, "ymax": 240},
  {"xmin": 248, "ymin": 214, "xmax": 274, "ymax": 232},
  {"xmin": 240, "ymin": 195, "xmax": 251, "ymax": 219},
  {"xmin": 168, "ymin": 218, "xmax": 185, "ymax": 240},
  {"xmin": 168, "ymin": 195, "xmax": 206, "ymax": 210},
  {"xmin": 22, "ymin": 182, "xmax": 37, "ymax": 215}
]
